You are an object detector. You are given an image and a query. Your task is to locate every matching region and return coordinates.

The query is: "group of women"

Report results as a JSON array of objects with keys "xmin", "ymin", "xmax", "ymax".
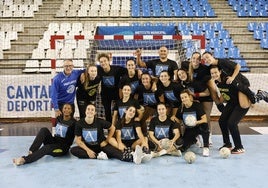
[{"xmin": 13, "ymin": 47, "xmax": 268, "ymax": 165}]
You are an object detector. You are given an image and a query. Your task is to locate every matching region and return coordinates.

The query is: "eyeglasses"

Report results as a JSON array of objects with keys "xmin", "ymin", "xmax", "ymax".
[{"xmin": 64, "ymin": 65, "xmax": 74, "ymax": 68}]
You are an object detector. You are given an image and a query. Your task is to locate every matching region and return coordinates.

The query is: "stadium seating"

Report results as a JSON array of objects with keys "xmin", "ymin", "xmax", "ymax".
[
  {"xmin": 248, "ymin": 22, "xmax": 268, "ymax": 49},
  {"xmin": 229, "ymin": 0, "xmax": 268, "ymax": 17}
]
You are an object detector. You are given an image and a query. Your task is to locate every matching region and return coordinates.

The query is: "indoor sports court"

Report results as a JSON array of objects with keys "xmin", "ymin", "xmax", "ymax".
[{"xmin": 1, "ymin": 0, "xmax": 268, "ymax": 187}]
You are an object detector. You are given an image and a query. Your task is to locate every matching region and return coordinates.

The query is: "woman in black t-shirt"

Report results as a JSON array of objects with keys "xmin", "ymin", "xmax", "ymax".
[{"xmin": 13, "ymin": 103, "xmax": 76, "ymax": 165}]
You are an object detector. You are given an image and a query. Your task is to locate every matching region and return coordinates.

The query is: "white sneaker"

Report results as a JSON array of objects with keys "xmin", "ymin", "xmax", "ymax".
[
  {"xmin": 169, "ymin": 149, "xmax": 182, "ymax": 157},
  {"xmin": 203, "ymin": 147, "xmax": 210, "ymax": 157},
  {"xmin": 158, "ymin": 149, "xmax": 167, "ymax": 156},
  {"xmin": 133, "ymin": 145, "xmax": 143, "ymax": 164},
  {"xmin": 97, "ymin": 151, "xmax": 108, "ymax": 160},
  {"xmin": 141, "ymin": 153, "xmax": 152, "ymax": 163}
]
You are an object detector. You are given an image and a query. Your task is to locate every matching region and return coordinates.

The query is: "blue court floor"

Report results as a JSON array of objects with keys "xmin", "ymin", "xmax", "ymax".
[{"xmin": 1, "ymin": 135, "xmax": 268, "ymax": 188}]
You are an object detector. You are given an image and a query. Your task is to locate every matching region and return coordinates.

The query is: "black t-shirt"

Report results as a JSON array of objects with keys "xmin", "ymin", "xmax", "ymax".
[
  {"xmin": 158, "ymin": 81, "xmax": 183, "ymax": 107},
  {"xmin": 97, "ymin": 65, "xmax": 127, "ymax": 98},
  {"xmin": 192, "ymin": 64, "xmax": 212, "ymax": 102},
  {"xmin": 116, "ymin": 120, "xmax": 141, "ymax": 141},
  {"xmin": 76, "ymin": 76, "xmax": 101, "ymax": 101},
  {"xmin": 74, "ymin": 118, "xmax": 111, "ymax": 146},
  {"xmin": 216, "ymin": 80, "xmax": 239, "ymax": 105},
  {"xmin": 135, "ymin": 84, "xmax": 161, "ymax": 108},
  {"xmin": 113, "ymin": 98, "xmax": 141, "ymax": 119},
  {"xmin": 146, "ymin": 59, "xmax": 178, "ymax": 79},
  {"xmin": 118, "ymin": 70, "xmax": 140, "ymax": 95},
  {"xmin": 176, "ymin": 101, "xmax": 205, "ymax": 127},
  {"xmin": 149, "ymin": 116, "xmax": 179, "ymax": 140},
  {"xmin": 54, "ymin": 116, "xmax": 76, "ymax": 147},
  {"xmin": 216, "ymin": 59, "xmax": 249, "ymax": 87}
]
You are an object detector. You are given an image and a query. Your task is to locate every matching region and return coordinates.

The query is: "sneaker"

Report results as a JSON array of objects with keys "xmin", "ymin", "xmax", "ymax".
[
  {"xmin": 218, "ymin": 143, "xmax": 232, "ymax": 150},
  {"xmin": 257, "ymin": 89, "xmax": 268, "ymax": 103},
  {"xmin": 97, "ymin": 151, "xmax": 108, "ymax": 160},
  {"xmin": 231, "ymin": 147, "xmax": 245, "ymax": 154},
  {"xmin": 141, "ymin": 153, "xmax": 152, "ymax": 163},
  {"xmin": 158, "ymin": 149, "xmax": 167, "ymax": 156},
  {"xmin": 169, "ymin": 149, "xmax": 182, "ymax": 157},
  {"xmin": 203, "ymin": 147, "xmax": 210, "ymax": 157},
  {"xmin": 133, "ymin": 145, "xmax": 143, "ymax": 164}
]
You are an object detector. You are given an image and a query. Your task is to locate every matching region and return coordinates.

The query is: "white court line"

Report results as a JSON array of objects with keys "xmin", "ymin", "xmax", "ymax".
[{"xmin": 250, "ymin": 127, "xmax": 268, "ymax": 135}]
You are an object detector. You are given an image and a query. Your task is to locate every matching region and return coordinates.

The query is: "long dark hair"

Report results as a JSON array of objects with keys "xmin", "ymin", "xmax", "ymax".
[{"xmin": 120, "ymin": 105, "xmax": 137, "ymax": 127}]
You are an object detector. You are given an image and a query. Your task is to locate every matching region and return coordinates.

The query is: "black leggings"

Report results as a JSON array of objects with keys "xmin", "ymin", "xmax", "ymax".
[
  {"xmin": 101, "ymin": 93, "xmax": 116, "ymax": 123},
  {"xmin": 70, "ymin": 144, "xmax": 123, "ymax": 160},
  {"xmin": 219, "ymin": 103, "xmax": 249, "ymax": 148},
  {"xmin": 182, "ymin": 123, "xmax": 210, "ymax": 151},
  {"xmin": 23, "ymin": 128, "xmax": 69, "ymax": 164}
]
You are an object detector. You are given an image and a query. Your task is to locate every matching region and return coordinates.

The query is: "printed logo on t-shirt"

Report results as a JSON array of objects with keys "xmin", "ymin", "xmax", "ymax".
[
  {"xmin": 82, "ymin": 129, "xmax": 98, "ymax": 145},
  {"xmin": 118, "ymin": 106, "xmax": 127, "ymax": 118},
  {"xmin": 67, "ymin": 85, "xmax": 75, "ymax": 94},
  {"xmin": 130, "ymin": 81, "xmax": 139, "ymax": 93},
  {"xmin": 143, "ymin": 93, "xmax": 157, "ymax": 105},
  {"xmin": 55, "ymin": 122, "xmax": 68, "ymax": 138},
  {"xmin": 102, "ymin": 76, "xmax": 115, "ymax": 87},
  {"xmin": 164, "ymin": 91, "xmax": 177, "ymax": 102},
  {"xmin": 121, "ymin": 127, "xmax": 135, "ymax": 140},
  {"xmin": 155, "ymin": 65, "xmax": 169, "ymax": 76},
  {"xmin": 155, "ymin": 125, "xmax": 169, "ymax": 139}
]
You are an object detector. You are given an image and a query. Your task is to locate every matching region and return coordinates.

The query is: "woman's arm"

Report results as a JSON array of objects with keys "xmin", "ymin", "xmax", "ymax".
[{"xmin": 75, "ymin": 136, "xmax": 96, "ymax": 158}]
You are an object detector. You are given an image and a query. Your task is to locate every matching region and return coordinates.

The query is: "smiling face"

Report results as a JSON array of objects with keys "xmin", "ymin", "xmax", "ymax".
[
  {"xmin": 158, "ymin": 46, "xmax": 168, "ymax": 60},
  {"xmin": 126, "ymin": 59, "xmax": 136, "ymax": 72},
  {"xmin": 177, "ymin": 69, "xmax": 188, "ymax": 81},
  {"xmin": 180, "ymin": 92, "xmax": 192, "ymax": 106},
  {"xmin": 85, "ymin": 104, "xmax": 96, "ymax": 118},
  {"xmin": 157, "ymin": 103, "xmax": 167, "ymax": 117},
  {"xmin": 125, "ymin": 106, "xmax": 136, "ymax": 120},
  {"xmin": 210, "ymin": 67, "xmax": 221, "ymax": 81},
  {"xmin": 62, "ymin": 103, "xmax": 73, "ymax": 116},
  {"xmin": 87, "ymin": 66, "xmax": 97, "ymax": 80},
  {"xmin": 202, "ymin": 52, "xmax": 216, "ymax": 65},
  {"xmin": 63, "ymin": 60, "xmax": 74, "ymax": 75},
  {"xmin": 191, "ymin": 52, "xmax": 201, "ymax": 69},
  {"xmin": 159, "ymin": 71, "xmax": 170, "ymax": 84},
  {"xmin": 122, "ymin": 85, "xmax": 132, "ymax": 97},
  {"xmin": 99, "ymin": 56, "xmax": 110, "ymax": 70},
  {"xmin": 141, "ymin": 74, "xmax": 151, "ymax": 87}
]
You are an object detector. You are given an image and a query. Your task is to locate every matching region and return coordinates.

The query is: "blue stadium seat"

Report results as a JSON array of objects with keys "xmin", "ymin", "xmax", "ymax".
[
  {"xmin": 209, "ymin": 38, "xmax": 221, "ymax": 49},
  {"xmin": 261, "ymin": 38, "xmax": 268, "ymax": 49},
  {"xmin": 237, "ymin": 9, "xmax": 247, "ymax": 17},
  {"xmin": 205, "ymin": 30, "xmax": 215, "ymax": 39},
  {"xmin": 247, "ymin": 22, "xmax": 258, "ymax": 32},
  {"xmin": 213, "ymin": 22, "xmax": 223, "ymax": 31},
  {"xmin": 189, "ymin": 22, "xmax": 200, "ymax": 31},
  {"xmin": 214, "ymin": 47, "xmax": 227, "ymax": 58},
  {"xmin": 254, "ymin": 29, "xmax": 265, "ymax": 40},
  {"xmin": 202, "ymin": 22, "xmax": 212, "ymax": 31},
  {"xmin": 248, "ymin": 9, "xmax": 259, "ymax": 17},
  {"xmin": 259, "ymin": 9, "xmax": 268, "ymax": 17},
  {"xmin": 228, "ymin": 47, "xmax": 240, "ymax": 58},
  {"xmin": 218, "ymin": 29, "xmax": 230, "ymax": 39},
  {"xmin": 222, "ymin": 38, "xmax": 234, "ymax": 49}
]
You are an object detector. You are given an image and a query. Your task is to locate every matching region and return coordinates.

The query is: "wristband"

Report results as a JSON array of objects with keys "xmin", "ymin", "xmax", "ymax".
[{"xmin": 194, "ymin": 92, "xmax": 200, "ymax": 98}]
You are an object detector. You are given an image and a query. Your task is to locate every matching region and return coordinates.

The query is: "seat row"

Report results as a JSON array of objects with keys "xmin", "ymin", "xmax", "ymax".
[
  {"xmin": 23, "ymin": 59, "xmax": 84, "ymax": 73},
  {"xmin": 228, "ymin": 0, "xmax": 268, "ymax": 17},
  {"xmin": 248, "ymin": 22, "xmax": 268, "ymax": 49}
]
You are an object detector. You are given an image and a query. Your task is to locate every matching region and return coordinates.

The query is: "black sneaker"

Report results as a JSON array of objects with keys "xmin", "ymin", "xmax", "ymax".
[
  {"xmin": 256, "ymin": 89, "xmax": 268, "ymax": 103},
  {"xmin": 218, "ymin": 143, "xmax": 232, "ymax": 151},
  {"xmin": 231, "ymin": 147, "xmax": 245, "ymax": 154}
]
